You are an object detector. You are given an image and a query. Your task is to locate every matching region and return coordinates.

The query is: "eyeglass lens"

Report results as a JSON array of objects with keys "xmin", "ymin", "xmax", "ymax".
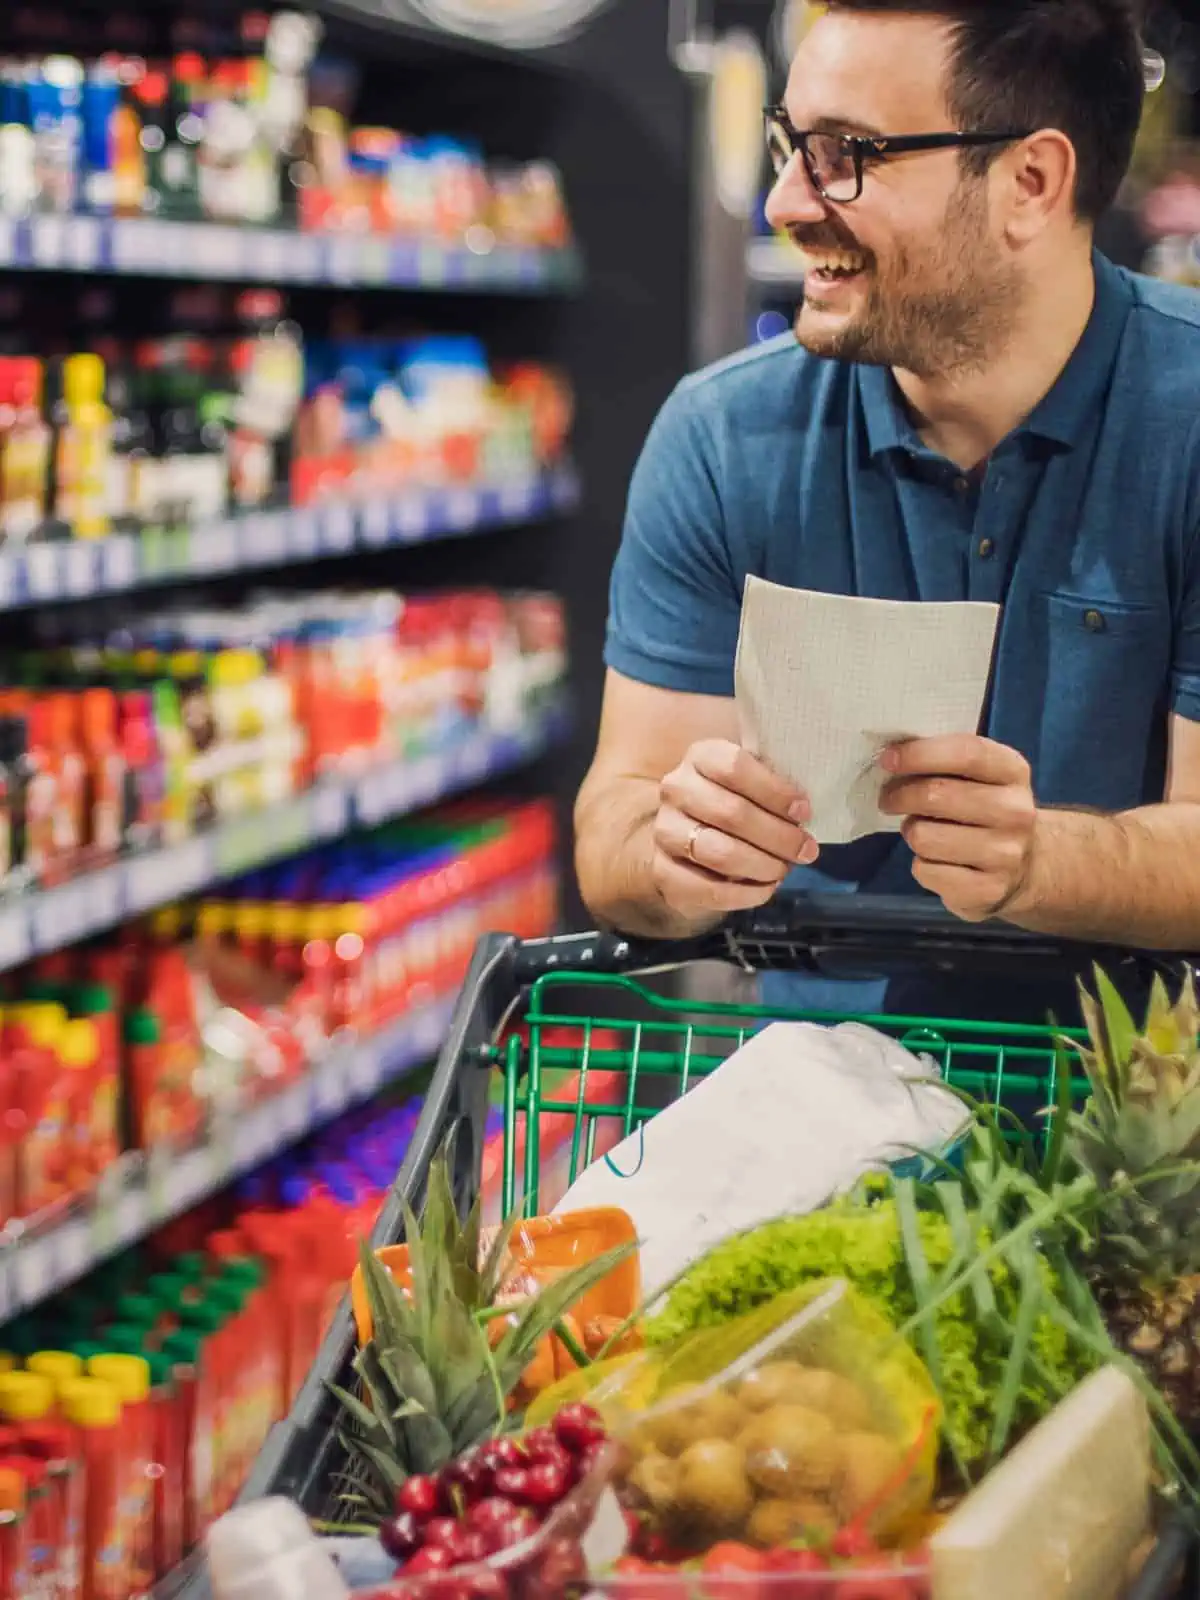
[{"xmin": 766, "ymin": 120, "xmax": 860, "ymax": 202}]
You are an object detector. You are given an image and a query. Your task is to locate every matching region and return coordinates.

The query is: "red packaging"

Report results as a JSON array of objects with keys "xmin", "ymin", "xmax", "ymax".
[
  {"xmin": 87, "ymin": 1357, "xmax": 153, "ymax": 1594},
  {"xmin": 5, "ymin": 1456, "xmax": 54, "ymax": 1600},
  {"xmin": 19, "ymin": 1422, "xmax": 85, "ymax": 1600},
  {"xmin": 0, "ymin": 1468, "xmax": 29, "ymax": 1600},
  {"xmin": 144, "ymin": 1354, "xmax": 185, "ymax": 1578},
  {"xmin": 59, "ymin": 1378, "xmax": 125, "ymax": 1600}
]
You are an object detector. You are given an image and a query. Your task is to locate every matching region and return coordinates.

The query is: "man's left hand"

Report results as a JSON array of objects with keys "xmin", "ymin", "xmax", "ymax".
[{"xmin": 878, "ymin": 735, "xmax": 1038, "ymax": 923}]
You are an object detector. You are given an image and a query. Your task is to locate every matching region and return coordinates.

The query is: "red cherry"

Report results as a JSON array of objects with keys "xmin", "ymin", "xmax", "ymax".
[
  {"xmin": 444, "ymin": 1452, "xmax": 494, "ymax": 1504},
  {"xmin": 533, "ymin": 1533, "xmax": 587, "ymax": 1589},
  {"xmin": 492, "ymin": 1466, "xmax": 533, "ymax": 1501},
  {"xmin": 398, "ymin": 1475, "xmax": 446, "ymax": 1520},
  {"xmin": 519, "ymin": 1460, "xmax": 572, "ymax": 1508},
  {"xmin": 422, "ymin": 1517, "xmax": 464, "ymax": 1551},
  {"xmin": 552, "ymin": 1402, "xmax": 606, "ymax": 1454},
  {"xmin": 380, "ymin": 1512, "xmax": 423, "ymax": 1561},
  {"xmin": 479, "ymin": 1437, "xmax": 525, "ymax": 1472},
  {"xmin": 520, "ymin": 1426, "xmax": 560, "ymax": 1461},
  {"xmin": 463, "ymin": 1572, "xmax": 511, "ymax": 1600},
  {"xmin": 406, "ymin": 1546, "xmax": 455, "ymax": 1575},
  {"xmin": 469, "ymin": 1500, "xmax": 540, "ymax": 1552},
  {"xmin": 444, "ymin": 1527, "xmax": 490, "ymax": 1567}
]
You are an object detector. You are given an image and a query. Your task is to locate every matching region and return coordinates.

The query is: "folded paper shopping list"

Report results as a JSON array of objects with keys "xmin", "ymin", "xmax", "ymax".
[{"xmin": 735, "ymin": 577, "xmax": 1001, "ymax": 845}]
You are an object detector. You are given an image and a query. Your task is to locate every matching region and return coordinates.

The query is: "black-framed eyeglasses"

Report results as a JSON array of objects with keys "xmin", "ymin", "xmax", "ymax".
[{"xmin": 763, "ymin": 105, "xmax": 1032, "ymax": 203}]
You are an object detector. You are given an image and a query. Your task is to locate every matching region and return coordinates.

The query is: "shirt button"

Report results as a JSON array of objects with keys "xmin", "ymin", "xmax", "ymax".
[
  {"xmin": 954, "ymin": 476, "xmax": 970, "ymax": 495},
  {"xmin": 1083, "ymin": 608, "xmax": 1107, "ymax": 634},
  {"xmin": 977, "ymin": 538, "xmax": 995, "ymax": 560}
]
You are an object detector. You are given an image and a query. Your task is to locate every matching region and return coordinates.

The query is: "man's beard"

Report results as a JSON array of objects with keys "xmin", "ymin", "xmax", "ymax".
[{"xmin": 792, "ymin": 180, "xmax": 1021, "ymax": 377}]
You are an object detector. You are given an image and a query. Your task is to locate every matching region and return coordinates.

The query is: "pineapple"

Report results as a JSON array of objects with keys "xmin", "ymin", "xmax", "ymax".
[
  {"xmin": 1064, "ymin": 967, "xmax": 1200, "ymax": 1427},
  {"xmin": 330, "ymin": 1144, "xmax": 634, "ymax": 1523}
]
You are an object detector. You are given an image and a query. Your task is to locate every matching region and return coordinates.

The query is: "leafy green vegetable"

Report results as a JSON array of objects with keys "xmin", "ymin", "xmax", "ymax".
[{"xmin": 644, "ymin": 1185, "xmax": 1092, "ymax": 1472}]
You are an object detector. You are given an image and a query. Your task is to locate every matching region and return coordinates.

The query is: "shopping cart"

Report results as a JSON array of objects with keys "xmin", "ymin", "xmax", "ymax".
[{"xmin": 174, "ymin": 895, "xmax": 1200, "ymax": 1599}]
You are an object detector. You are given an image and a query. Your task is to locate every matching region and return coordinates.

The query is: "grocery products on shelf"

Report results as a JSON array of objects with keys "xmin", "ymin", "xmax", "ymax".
[
  {"xmin": 0, "ymin": 585, "xmax": 564, "ymax": 892},
  {"xmin": 0, "ymin": 796, "xmax": 558, "ymax": 1233},
  {"xmin": 0, "ymin": 13, "xmax": 573, "ymax": 252},
  {"xmin": 0, "ymin": 292, "xmax": 573, "ymax": 545}
]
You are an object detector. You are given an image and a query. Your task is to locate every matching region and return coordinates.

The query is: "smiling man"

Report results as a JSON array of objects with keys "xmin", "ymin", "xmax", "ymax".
[{"xmin": 574, "ymin": 0, "xmax": 1200, "ymax": 1017}]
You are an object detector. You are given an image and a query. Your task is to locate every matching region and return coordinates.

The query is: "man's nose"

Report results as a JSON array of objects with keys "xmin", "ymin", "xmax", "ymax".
[{"xmin": 764, "ymin": 152, "xmax": 830, "ymax": 231}]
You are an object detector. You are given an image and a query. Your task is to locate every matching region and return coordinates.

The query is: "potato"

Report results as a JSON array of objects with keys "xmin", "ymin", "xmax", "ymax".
[
  {"xmin": 746, "ymin": 1495, "xmax": 838, "ymax": 1548},
  {"xmin": 834, "ymin": 1431, "xmax": 905, "ymax": 1521},
  {"xmin": 676, "ymin": 1388, "xmax": 745, "ymax": 1442},
  {"xmin": 674, "ymin": 1438, "xmax": 753, "ymax": 1528},
  {"xmin": 785, "ymin": 1368, "xmax": 875, "ymax": 1431},
  {"xmin": 740, "ymin": 1404, "xmax": 839, "ymax": 1496},
  {"xmin": 626, "ymin": 1450, "xmax": 679, "ymax": 1512},
  {"xmin": 638, "ymin": 1386, "xmax": 707, "ymax": 1457},
  {"xmin": 737, "ymin": 1360, "xmax": 815, "ymax": 1412}
]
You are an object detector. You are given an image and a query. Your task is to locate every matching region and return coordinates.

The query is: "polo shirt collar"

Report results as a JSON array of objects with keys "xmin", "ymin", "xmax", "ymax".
[{"xmin": 858, "ymin": 249, "xmax": 1134, "ymax": 461}]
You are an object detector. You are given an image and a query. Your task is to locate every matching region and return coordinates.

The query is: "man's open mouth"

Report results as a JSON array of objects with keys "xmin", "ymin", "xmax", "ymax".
[{"xmin": 798, "ymin": 249, "xmax": 869, "ymax": 284}]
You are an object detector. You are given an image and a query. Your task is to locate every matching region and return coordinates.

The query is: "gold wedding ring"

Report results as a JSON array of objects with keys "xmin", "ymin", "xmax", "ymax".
[{"xmin": 686, "ymin": 821, "xmax": 705, "ymax": 865}]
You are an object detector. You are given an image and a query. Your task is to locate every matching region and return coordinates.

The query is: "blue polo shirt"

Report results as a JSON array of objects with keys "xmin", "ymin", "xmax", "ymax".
[{"xmin": 604, "ymin": 253, "xmax": 1200, "ymax": 1022}]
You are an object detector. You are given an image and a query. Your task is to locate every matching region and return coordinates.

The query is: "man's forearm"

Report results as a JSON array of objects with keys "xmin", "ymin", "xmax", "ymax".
[
  {"xmin": 1006, "ymin": 803, "xmax": 1200, "ymax": 947},
  {"xmin": 574, "ymin": 775, "xmax": 722, "ymax": 939}
]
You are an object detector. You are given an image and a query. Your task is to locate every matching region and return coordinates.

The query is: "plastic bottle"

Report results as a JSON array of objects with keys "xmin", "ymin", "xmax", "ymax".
[
  {"xmin": 0, "ymin": 1467, "xmax": 30, "ymax": 1600},
  {"xmin": 60, "ymin": 356, "xmax": 112, "ymax": 540},
  {"xmin": 58, "ymin": 1378, "xmax": 125, "ymax": 1600},
  {"xmin": 45, "ymin": 696, "xmax": 85, "ymax": 884},
  {"xmin": 72, "ymin": 988, "xmax": 120, "ymax": 1168},
  {"xmin": 11, "ymin": 1005, "xmax": 69, "ymax": 1214},
  {"xmin": 58, "ymin": 1022, "xmax": 103, "ymax": 1195},
  {"xmin": 78, "ymin": 693, "xmax": 125, "ymax": 871},
  {"xmin": 117, "ymin": 692, "xmax": 165, "ymax": 855},
  {"xmin": 18, "ymin": 1420, "xmax": 84, "ymax": 1600},
  {"xmin": 6, "ymin": 1456, "xmax": 53, "ymax": 1600},
  {"xmin": 87, "ymin": 1355, "xmax": 152, "ymax": 1595},
  {"xmin": 159, "ymin": 1331, "xmax": 205, "ymax": 1553},
  {"xmin": 0, "ymin": 359, "xmax": 50, "ymax": 544},
  {"xmin": 19, "ymin": 704, "xmax": 56, "ymax": 889}
]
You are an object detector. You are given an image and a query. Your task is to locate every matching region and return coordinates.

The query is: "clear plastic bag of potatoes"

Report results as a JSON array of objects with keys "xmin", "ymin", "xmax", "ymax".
[{"xmin": 598, "ymin": 1278, "xmax": 940, "ymax": 1558}]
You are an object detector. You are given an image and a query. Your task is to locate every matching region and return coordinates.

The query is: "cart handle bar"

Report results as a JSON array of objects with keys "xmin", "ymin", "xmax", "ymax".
[{"xmin": 513, "ymin": 892, "xmax": 1198, "ymax": 984}]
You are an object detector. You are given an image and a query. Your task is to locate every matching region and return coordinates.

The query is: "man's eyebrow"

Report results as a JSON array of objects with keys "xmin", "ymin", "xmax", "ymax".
[{"xmin": 799, "ymin": 114, "xmax": 888, "ymax": 138}]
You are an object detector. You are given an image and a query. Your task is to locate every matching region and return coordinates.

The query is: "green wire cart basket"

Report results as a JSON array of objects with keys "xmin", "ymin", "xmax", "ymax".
[{"xmin": 182, "ymin": 894, "xmax": 1199, "ymax": 1599}]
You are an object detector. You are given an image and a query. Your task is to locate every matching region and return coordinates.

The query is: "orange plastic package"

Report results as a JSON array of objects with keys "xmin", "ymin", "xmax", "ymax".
[{"xmin": 351, "ymin": 1207, "xmax": 641, "ymax": 1400}]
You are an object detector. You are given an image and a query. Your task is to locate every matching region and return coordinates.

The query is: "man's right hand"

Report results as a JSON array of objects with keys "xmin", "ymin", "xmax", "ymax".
[{"xmin": 652, "ymin": 739, "xmax": 819, "ymax": 921}]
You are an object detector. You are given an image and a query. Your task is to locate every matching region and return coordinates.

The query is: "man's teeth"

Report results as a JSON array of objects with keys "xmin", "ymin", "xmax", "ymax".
[{"xmin": 802, "ymin": 250, "xmax": 868, "ymax": 278}]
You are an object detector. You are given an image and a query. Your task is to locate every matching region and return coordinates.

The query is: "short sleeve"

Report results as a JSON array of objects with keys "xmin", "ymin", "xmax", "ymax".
[
  {"xmin": 1173, "ymin": 522, "xmax": 1200, "ymax": 721},
  {"xmin": 604, "ymin": 380, "xmax": 741, "ymax": 696}
]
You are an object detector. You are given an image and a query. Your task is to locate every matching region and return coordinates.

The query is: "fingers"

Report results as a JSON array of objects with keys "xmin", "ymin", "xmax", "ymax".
[
  {"xmin": 910, "ymin": 859, "xmax": 1016, "ymax": 923},
  {"xmin": 880, "ymin": 775, "xmax": 1036, "ymax": 832},
  {"xmin": 900, "ymin": 816, "xmax": 1032, "ymax": 876},
  {"xmin": 660, "ymin": 765, "xmax": 815, "ymax": 867},
  {"xmin": 882, "ymin": 735, "xmax": 1031, "ymax": 787},
  {"xmin": 689, "ymin": 740, "xmax": 810, "ymax": 824},
  {"xmin": 652, "ymin": 851, "xmax": 780, "ymax": 918},
  {"xmin": 655, "ymin": 804, "xmax": 796, "ymax": 886}
]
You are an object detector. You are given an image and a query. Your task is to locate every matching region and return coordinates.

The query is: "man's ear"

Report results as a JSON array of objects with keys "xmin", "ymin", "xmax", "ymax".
[{"xmin": 1000, "ymin": 129, "xmax": 1078, "ymax": 245}]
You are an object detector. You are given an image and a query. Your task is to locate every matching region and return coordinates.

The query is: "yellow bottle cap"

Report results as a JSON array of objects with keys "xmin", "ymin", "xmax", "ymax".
[
  {"xmin": 196, "ymin": 903, "xmax": 229, "ymax": 941},
  {"xmin": 270, "ymin": 904, "xmax": 304, "ymax": 942},
  {"xmin": 26, "ymin": 1351, "xmax": 83, "ymax": 1389},
  {"xmin": 335, "ymin": 903, "xmax": 368, "ymax": 938},
  {"xmin": 233, "ymin": 903, "xmax": 269, "ymax": 940},
  {"xmin": 58, "ymin": 1020, "xmax": 98, "ymax": 1071},
  {"xmin": 63, "ymin": 352, "xmax": 106, "ymax": 408},
  {"xmin": 87, "ymin": 1354, "xmax": 150, "ymax": 1406},
  {"xmin": 0, "ymin": 1371, "xmax": 55, "ymax": 1422},
  {"xmin": 302, "ymin": 908, "xmax": 333, "ymax": 944},
  {"xmin": 59, "ymin": 1377, "xmax": 121, "ymax": 1429}
]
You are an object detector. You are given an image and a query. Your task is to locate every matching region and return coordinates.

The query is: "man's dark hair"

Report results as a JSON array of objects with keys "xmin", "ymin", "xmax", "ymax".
[{"xmin": 824, "ymin": 0, "xmax": 1146, "ymax": 221}]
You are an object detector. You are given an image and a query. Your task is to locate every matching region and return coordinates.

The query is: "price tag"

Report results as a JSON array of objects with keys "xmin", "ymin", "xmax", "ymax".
[
  {"xmin": 280, "ymin": 1084, "xmax": 311, "ymax": 1143},
  {"xmin": 294, "ymin": 235, "xmax": 322, "ymax": 281},
  {"xmin": 322, "ymin": 502, "xmax": 355, "ymax": 552},
  {"xmin": 0, "ymin": 1254, "xmax": 13, "ymax": 1324},
  {"xmin": 348, "ymin": 1046, "xmax": 378, "ymax": 1099},
  {"xmin": 311, "ymin": 785, "xmax": 349, "ymax": 838},
  {"xmin": 13, "ymin": 1239, "xmax": 51, "ymax": 1310},
  {"xmin": 25, "ymin": 543, "xmax": 60, "ymax": 601},
  {"xmin": 0, "ymin": 218, "xmax": 15, "ymax": 267},
  {"xmin": 31, "ymin": 215, "xmax": 66, "ymax": 268},
  {"xmin": 82, "ymin": 868, "xmax": 122, "ymax": 932},
  {"xmin": 90, "ymin": 1192, "xmax": 120, "ymax": 1261},
  {"xmin": 209, "ymin": 1107, "xmax": 237, "ymax": 1189},
  {"xmin": 64, "ymin": 216, "xmax": 100, "ymax": 271},
  {"xmin": 33, "ymin": 886, "xmax": 82, "ymax": 952},
  {"xmin": 196, "ymin": 520, "xmax": 238, "ymax": 574},
  {"xmin": 0, "ymin": 907, "xmax": 29, "ymax": 973},
  {"xmin": 312, "ymin": 1063, "xmax": 347, "ymax": 1119},
  {"xmin": 417, "ymin": 243, "xmax": 445, "ymax": 285},
  {"xmin": 361, "ymin": 237, "xmax": 388, "ymax": 284},
  {"xmin": 110, "ymin": 219, "xmax": 143, "ymax": 272},
  {"xmin": 361, "ymin": 498, "xmax": 390, "ymax": 546},
  {"xmin": 101, "ymin": 535, "xmax": 138, "ymax": 591},
  {"xmin": 328, "ymin": 237, "xmax": 358, "ymax": 285},
  {"xmin": 390, "ymin": 241, "xmax": 420, "ymax": 285},
  {"xmin": 64, "ymin": 541, "xmax": 94, "ymax": 597},
  {"xmin": 356, "ymin": 770, "xmax": 388, "ymax": 827},
  {"xmin": 497, "ymin": 480, "xmax": 535, "ymax": 521},
  {"xmin": 252, "ymin": 511, "xmax": 288, "ymax": 565},
  {"xmin": 288, "ymin": 508, "xmax": 321, "ymax": 559},
  {"xmin": 145, "ymin": 1146, "xmax": 173, "ymax": 1225},
  {"xmin": 394, "ymin": 497, "xmax": 428, "ymax": 543},
  {"xmin": 411, "ymin": 755, "xmax": 442, "ymax": 809},
  {"xmin": 445, "ymin": 489, "xmax": 479, "ymax": 531},
  {"xmin": 254, "ymin": 231, "xmax": 287, "ymax": 282}
]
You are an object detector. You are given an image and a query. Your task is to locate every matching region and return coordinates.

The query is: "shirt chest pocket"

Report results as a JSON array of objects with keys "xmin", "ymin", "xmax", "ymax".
[{"xmin": 999, "ymin": 590, "xmax": 1171, "ymax": 811}]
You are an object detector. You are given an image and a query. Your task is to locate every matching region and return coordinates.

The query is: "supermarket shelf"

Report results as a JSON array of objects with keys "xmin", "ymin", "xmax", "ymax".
[
  {"xmin": 0, "ymin": 995, "xmax": 456, "ymax": 1324},
  {"xmin": 0, "ymin": 697, "xmax": 568, "ymax": 977},
  {"xmin": 745, "ymin": 235, "xmax": 806, "ymax": 289},
  {"xmin": 0, "ymin": 213, "xmax": 582, "ymax": 292},
  {"xmin": 0, "ymin": 466, "xmax": 580, "ymax": 610}
]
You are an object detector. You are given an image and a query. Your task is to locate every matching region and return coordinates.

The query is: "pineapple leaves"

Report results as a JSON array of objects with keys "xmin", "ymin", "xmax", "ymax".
[{"xmin": 493, "ymin": 1240, "xmax": 637, "ymax": 1382}]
